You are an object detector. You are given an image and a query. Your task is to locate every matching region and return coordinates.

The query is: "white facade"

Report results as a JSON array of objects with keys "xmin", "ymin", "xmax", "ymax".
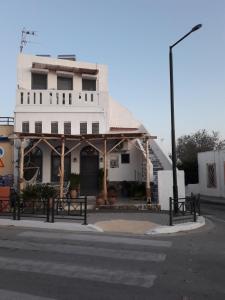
[
  {"xmin": 198, "ymin": 150, "xmax": 225, "ymax": 198},
  {"xmin": 14, "ymin": 53, "xmax": 181, "ymax": 203},
  {"xmin": 15, "ymin": 54, "xmax": 109, "ymax": 134}
]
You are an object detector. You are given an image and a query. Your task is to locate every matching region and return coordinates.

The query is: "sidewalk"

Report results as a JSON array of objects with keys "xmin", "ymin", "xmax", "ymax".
[
  {"xmin": 0, "ymin": 212, "xmax": 205, "ymax": 235},
  {"xmin": 200, "ymin": 195, "xmax": 225, "ymax": 205}
]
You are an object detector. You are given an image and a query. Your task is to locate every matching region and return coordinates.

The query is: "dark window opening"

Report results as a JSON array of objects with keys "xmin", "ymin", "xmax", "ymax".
[
  {"xmin": 35, "ymin": 122, "xmax": 42, "ymax": 134},
  {"xmin": 22, "ymin": 122, "xmax": 29, "ymax": 133},
  {"xmin": 57, "ymin": 76, "xmax": 73, "ymax": 90},
  {"xmin": 64, "ymin": 122, "xmax": 71, "ymax": 135},
  {"xmin": 82, "ymin": 79, "xmax": 96, "ymax": 91},
  {"xmin": 121, "ymin": 153, "xmax": 130, "ymax": 164},
  {"xmin": 80, "ymin": 122, "xmax": 87, "ymax": 135},
  {"xmin": 51, "ymin": 122, "xmax": 58, "ymax": 134},
  {"xmin": 31, "ymin": 73, "xmax": 47, "ymax": 90},
  {"xmin": 92, "ymin": 122, "xmax": 99, "ymax": 134}
]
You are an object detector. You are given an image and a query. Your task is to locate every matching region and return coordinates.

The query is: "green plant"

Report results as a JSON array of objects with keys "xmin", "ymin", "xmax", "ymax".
[
  {"xmin": 21, "ymin": 185, "xmax": 39, "ymax": 201},
  {"xmin": 39, "ymin": 184, "xmax": 57, "ymax": 199},
  {"xmin": 69, "ymin": 173, "xmax": 80, "ymax": 190}
]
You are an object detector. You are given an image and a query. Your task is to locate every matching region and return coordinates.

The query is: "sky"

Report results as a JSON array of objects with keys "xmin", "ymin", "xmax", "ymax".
[{"xmin": 0, "ymin": 0, "xmax": 225, "ymax": 153}]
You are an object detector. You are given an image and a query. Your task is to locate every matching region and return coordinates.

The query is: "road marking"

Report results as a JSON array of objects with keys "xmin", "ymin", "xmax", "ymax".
[
  {"xmin": 0, "ymin": 256, "xmax": 157, "ymax": 288},
  {"xmin": 0, "ymin": 240, "xmax": 166, "ymax": 262},
  {"xmin": 0, "ymin": 289, "xmax": 55, "ymax": 300},
  {"xmin": 19, "ymin": 231, "xmax": 172, "ymax": 248}
]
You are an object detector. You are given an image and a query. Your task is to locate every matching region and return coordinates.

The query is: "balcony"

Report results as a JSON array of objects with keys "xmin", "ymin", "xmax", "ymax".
[{"xmin": 16, "ymin": 90, "xmax": 100, "ymax": 107}]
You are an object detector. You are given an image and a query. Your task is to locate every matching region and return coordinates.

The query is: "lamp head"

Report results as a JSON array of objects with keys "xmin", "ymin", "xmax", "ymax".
[{"xmin": 191, "ymin": 24, "xmax": 202, "ymax": 32}]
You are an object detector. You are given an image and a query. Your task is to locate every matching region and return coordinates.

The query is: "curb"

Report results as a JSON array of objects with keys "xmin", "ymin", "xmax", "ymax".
[
  {"xmin": 145, "ymin": 216, "xmax": 205, "ymax": 235},
  {"xmin": 0, "ymin": 219, "xmax": 102, "ymax": 233}
]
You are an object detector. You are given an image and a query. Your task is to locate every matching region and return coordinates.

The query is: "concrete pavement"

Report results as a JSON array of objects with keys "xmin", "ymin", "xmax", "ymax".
[{"xmin": 0, "ymin": 213, "xmax": 205, "ymax": 235}]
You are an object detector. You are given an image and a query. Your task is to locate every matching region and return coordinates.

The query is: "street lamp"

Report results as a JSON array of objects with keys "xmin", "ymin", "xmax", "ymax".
[{"xmin": 169, "ymin": 24, "xmax": 202, "ymax": 213}]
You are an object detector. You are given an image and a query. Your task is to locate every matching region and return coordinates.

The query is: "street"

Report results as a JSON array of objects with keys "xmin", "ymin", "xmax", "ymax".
[{"xmin": 0, "ymin": 203, "xmax": 224, "ymax": 299}]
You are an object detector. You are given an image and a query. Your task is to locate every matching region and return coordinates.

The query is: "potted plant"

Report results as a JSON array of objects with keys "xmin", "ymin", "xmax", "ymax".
[{"xmin": 69, "ymin": 173, "xmax": 80, "ymax": 198}]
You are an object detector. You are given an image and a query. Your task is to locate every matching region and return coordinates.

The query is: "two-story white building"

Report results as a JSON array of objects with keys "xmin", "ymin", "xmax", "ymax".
[{"xmin": 13, "ymin": 53, "xmax": 183, "ymax": 207}]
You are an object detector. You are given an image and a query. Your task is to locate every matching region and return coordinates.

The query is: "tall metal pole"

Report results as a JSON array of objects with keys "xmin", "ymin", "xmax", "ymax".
[
  {"xmin": 169, "ymin": 47, "xmax": 178, "ymax": 213},
  {"xmin": 169, "ymin": 24, "xmax": 202, "ymax": 215}
]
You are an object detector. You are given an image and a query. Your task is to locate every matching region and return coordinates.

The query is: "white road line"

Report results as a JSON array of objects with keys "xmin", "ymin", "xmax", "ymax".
[
  {"xmin": 0, "ymin": 240, "xmax": 166, "ymax": 262},
  {"xmin": 0, "ymin": 289, "xmax": 55, "ymax": 300},
  {"xmin": 19, "ymin": 231, "xmax": 172, "ymax": 248},
  {"xmin": 0, "ymin": 256, "xmax": 157, "ymax": 288}
]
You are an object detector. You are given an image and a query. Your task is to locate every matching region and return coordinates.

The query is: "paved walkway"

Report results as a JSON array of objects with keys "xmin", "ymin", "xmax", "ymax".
[{"xmin": 0, "ymin": 211, "xmax": 205, "ymax": 235}]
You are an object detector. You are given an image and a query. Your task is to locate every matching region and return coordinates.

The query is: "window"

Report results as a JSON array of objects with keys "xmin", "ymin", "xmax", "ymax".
[
  {"xmin": 35, "ymin": 121, "xmax": 42, "ymax": 134},
  {"xmin": 110, "ymin": 155, "xmax": 119, "ymax": 168},
  {"xmin": 207, "ymin": 163, "xmax": 217, "ymax": 188},
  {"xmin": 51, "ymin": 122, "xmax": 58, "ymax": 134},
  {"xmin": 22, "ymin": 122, "xmax": 29, "ymax": 133},
  {"xmin": 31, "ymin": 73, "xmax": 47, "ymax": 90},
  {"xmin": 64, "ymin": 122, "xmax": 71, "ymax": 135},
  {"xmin": 121, "ymin": 153, "xmax": 130, "ymax": 164},
  {"xmin": 82, "ymin": 79, "xmax": 96, "ymax": 91},
  {"xmin": 92, "ymin": 122, "xmax": 99, "ymax": 134},
  {"xmin": 21, "ymin": 92, "xmax": 23, "ymax": 104},
  {"xmin": 57, "ymin": 76, "xmax": 73, "ymax": 90},
  {"xmin": 80, "ymin": 122, "xmax": 87, "ymax": 135}
]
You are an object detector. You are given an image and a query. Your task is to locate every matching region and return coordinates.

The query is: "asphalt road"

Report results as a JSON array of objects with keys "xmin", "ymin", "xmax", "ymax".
[{"xmin": 0, "ymin": 203, "xmax": 224, "ymax": 300}]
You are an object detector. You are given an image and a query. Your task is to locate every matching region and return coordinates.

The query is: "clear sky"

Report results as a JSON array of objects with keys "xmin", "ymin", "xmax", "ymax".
[{"xmin": 0, "ymin": 0, "xmax": 225, "ymax": 152}]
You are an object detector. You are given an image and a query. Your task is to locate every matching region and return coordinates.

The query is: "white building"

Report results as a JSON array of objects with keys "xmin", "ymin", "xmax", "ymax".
[
  {"xmin": 14, "ymin": 53, "xmax": 185, "ymax": 207},
  {"xmin": 197, "ymin": 150, "xmax": 225, "ymax": 199}
]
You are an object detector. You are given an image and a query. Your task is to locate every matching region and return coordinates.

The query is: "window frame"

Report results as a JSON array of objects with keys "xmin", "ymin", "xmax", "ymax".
[
  {"xmin": 22, "ymin": 121, "xmax": 29, "ymax": 133},
  {"xmin": 35, "ymin": 121, "xmax": 42, "ymax": 134},
  {"xmin": 51, "ymin": 121, "xmax": 58, "ymax": 134}
]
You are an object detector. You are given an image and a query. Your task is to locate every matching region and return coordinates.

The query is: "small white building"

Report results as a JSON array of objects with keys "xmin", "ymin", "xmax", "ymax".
[
  {"xmin": 198, "ymin": 150, "xmax": 225, "ymax": 199},
  {"xmin": 13, "ymin": 53, "xmax": 185, "ymax": 208}
]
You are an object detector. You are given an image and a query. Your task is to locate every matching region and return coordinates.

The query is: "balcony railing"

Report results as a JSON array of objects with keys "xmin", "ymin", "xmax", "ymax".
[
  {"xmin": 17, "ymin": 90, "xmax": 99, "ymax": 107},
  {"xmin": 0, "ymin": 117, "xmax": 14, "ymax": 125}
]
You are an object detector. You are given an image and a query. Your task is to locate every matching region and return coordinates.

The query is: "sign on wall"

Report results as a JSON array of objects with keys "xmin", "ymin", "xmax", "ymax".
[{"xmin": 0, "ymin": 146, "xmax": 4, "ymax": 158}]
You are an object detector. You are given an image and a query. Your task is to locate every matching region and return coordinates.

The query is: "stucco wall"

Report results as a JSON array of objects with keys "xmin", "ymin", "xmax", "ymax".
[
  {"xmin": 158, "ymin": 170, "xmax": 185, "ymax": 210},
  {"xmin": 198, "ymin": 150, "xmax": 225, "ymax": 198}
]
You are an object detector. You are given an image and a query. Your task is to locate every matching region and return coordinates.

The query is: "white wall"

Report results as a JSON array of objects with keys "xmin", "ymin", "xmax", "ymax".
[
  {"xmin": 158, "ymin": 170, "xmax": 185, "ymax": 210},
  {"xmin": 198, "ymin": 150, "xmax": 225, "ymax": 198},
  {"xmin": 108, "ymin": 141, "xmax": 153, "ymax": 182},
  {"xmin": 15, "ymin": 54, "xmax": 109, "ymax": 134}
]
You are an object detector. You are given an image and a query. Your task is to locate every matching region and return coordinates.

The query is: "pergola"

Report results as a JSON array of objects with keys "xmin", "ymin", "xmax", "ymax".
[{"xmin": 15, "ymin": 131, "xmax": 157, "ymax": 202}]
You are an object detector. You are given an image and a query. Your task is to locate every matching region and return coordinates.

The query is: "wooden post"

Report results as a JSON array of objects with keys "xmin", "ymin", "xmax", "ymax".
[
  {"xmin": 19, "ymin": 139, "xmax": 25, "ymax": 193},
  {"xmin": 60, "ymin": 137, "xmax": 65, "ymax": 199},
  {"xmin": 145, "ymin": 138, "xmax": 151, "ymax": 203},
  {"xmin": 103, "ymin": 139, "xmax": 108, "ymax": 204}
]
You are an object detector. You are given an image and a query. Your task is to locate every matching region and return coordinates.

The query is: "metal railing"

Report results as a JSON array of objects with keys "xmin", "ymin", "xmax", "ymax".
[
  {"xmin": 0, "ymin": 195, "xmax": 88, "ymax": 225},
  {"xmin": 0, "ymin": 117, "xmax": 14, "ymax": 125},
  {"xmin": 169, "ymin": 194, "xmax": 200, "ymax": 226}
]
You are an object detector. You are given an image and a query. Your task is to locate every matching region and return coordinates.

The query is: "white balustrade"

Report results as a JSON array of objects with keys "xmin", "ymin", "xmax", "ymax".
[{"xmin": 17, "ymin": 90, "xmax": 99, "ymax": 106}]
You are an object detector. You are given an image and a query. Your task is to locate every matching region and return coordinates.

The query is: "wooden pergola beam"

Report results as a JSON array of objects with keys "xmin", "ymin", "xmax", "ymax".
[
  {"xmin": 86, "ymin": 140, "xmax": 103, "ymax": 155},
  {"xmin": 103, "ymin": 139, "xmax": 108, "ymax": 203},
  {"xmin": 42, "ymin": 139, "xmax": 61, "ymax": 156},
  {"xmin": 59, "ymin": 138, "xmax": 65, "ymax": 199},
  {"xmin": 24, "ymin": 139, "xmax": 43, "ymax": 157},
  {"xmin": 65, "ymin": 142, "xmax": 81, "ymax": 156},
  {"xmin": 19, "ymin": 139, "xmax": 25, "ymax": 192}
]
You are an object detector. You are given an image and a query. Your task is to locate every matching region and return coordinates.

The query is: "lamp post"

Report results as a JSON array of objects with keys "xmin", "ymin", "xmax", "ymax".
[{"xmin": 169, "ymin": 24, "xmax": 202, "ymax": 213}]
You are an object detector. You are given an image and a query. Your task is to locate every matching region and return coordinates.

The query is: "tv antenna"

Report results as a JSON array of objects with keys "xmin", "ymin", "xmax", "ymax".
[{"xmin": 20, "ymin": 28, "xmax": 37, "ymax": 53}]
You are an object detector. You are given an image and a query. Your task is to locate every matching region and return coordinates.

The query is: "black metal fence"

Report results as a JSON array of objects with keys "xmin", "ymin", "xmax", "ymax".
[
  {"xmin": 169, "ymin": 194, "xmax": 200, "ymax": 226},
  {"xmin": 0, "ymin": 196, "xmax": 88, "ymax": 225}
]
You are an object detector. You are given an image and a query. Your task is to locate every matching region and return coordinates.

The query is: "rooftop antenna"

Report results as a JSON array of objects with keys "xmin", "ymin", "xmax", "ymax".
[{"xmin": 20, "ymin": 28, "xmax": 37, "ymax": 53}]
